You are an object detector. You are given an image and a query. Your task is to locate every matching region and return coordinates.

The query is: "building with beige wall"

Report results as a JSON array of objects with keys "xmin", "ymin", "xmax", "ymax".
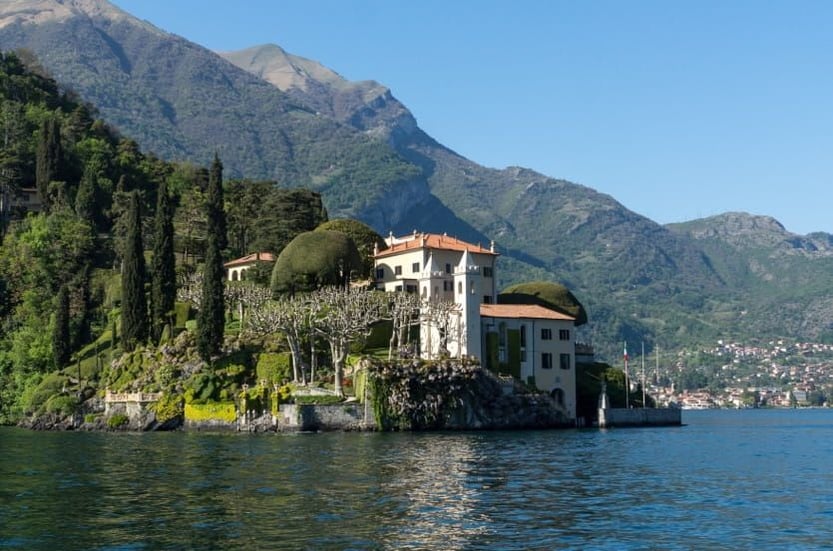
[{"xmin": 374, "ymin": 231, "xmax": 578, "ymax": 422}]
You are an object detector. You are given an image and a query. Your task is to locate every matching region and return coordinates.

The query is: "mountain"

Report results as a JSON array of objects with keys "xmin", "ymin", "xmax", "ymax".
[
  {"xmin": 0, "ymin": 0, "xmax": 424, "ymax": 229},
  {"xmin": 3, "ymin": 0, "xmax": 832, "ymax": 358},
  {"xmin": 668, "ymin": 213, "xmax": 833, "ymax": 342}
]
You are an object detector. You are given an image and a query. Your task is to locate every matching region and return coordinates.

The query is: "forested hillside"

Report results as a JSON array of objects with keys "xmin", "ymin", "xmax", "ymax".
[{"xmin": 0, "ymin": 52, "xmax": 335, "ymax": 423}]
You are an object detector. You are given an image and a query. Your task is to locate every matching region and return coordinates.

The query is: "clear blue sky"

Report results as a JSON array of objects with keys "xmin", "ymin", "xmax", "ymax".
[{"xmin": 112, "ymin": 0, "xmax": 833, "ymax": 235}]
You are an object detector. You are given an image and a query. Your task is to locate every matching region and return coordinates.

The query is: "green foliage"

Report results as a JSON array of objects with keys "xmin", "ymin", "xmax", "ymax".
[
  {"xmin": 500, "ymin": 281, "xmax": 588, "ymax": 326},
  {"xmin": 174, "ymin": 302, "xmax": 191, "ymax": 329},
  {"xmin": 149, "ymin": 393, "xmax": 183, "ymax": 423},
  {"xmin": 107, "ymin": 414, "xmax": 129, "ymax": 429},
  {"xmin": 293, "ymin": 394, "xmax": 344, "ymax": 405},
  {"xmin": 197, "ymin": 156, "xmax": 226, "ymax": 361},
  {"xmin": 23, "ymin": 372, "xmax": 68, "ymax": 414},
  {"xmin": 52, "ymin": 285, "xmax": 71, "ymax": 369},
  {"xmin": 271, "ymin": 230, "xmax": 362, "ymax": 295},
  {"xmin": 315, "ymin": 218, "xmax": 384, "ymax": 278},
  {"xmin": 366, "ymin": 357, "xmax": 480, "ymax": 431},
  {"xmin": 121, "ymin": 191, "xmax": 148, "ymax": 351},
  {"xmin": 251, "ymin": 188, "xmax": 328, "ymax": 256},
  {"xmin": 151, "ymin": 178, "xmax": 176, "ymax": 342},
  {"xmin": 184, "ymin": 401, "xmax": 236, "ymax": 423},
  {"xmin": 256, "ymin": 352, "xmax": 292, "ymax": 385},
  {"xmin": 44, "ymin": 394, "xmax": 77, "ymax": 417}
]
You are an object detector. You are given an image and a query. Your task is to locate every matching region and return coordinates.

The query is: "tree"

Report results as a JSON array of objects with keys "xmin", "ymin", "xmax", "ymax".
[
  {"xmin": 121, "ymin": 191, "xmax": 148, "ymax": 352},
  {"xmin": 35, "ymin": 116, "xmax": 63, "ymax": 208},
  {"xmin": 197, "ymin": 155, "xmax": 226, "ymax": 361},
  {"xmin": 252, "ymin": 188, "xmax": 327, "ymax": 255},
  {"xmin": 500, "ymin": 281, "xmax": 588, "ymax": 326},
  {"xmin": 52, "ymin": 285, "xmax": 70, "ymax": 369},
  {"xmin": 74, "ymin": 163, "xmax": 97, "ymax": 222},
  {"xmin": 270, "ymin": 230, "xmax": 361, "ymax": 296},
  {"xmin": 313, "ymin": 287, "xmax": 386, "ymax": 396},
  {"xmin": 247, "ymin": 294, "xmax": 312, "ymax": 384},
  {"xmin": 315, "ymin": 218, "xmax": 385, "ymax": 278},
  {"xmin": 151, "ymin": 178, "xmax": 176, "ymax": 342}
]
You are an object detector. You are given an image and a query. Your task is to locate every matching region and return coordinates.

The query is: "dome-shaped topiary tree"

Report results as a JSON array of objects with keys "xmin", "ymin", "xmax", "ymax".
[
  {"xmin": 499, "ymin": 280, "xmax": 588, "ymax": 326},
  {"xmin": 270, "ymin": 230, "xmax": 362, "ymax": 296},
  {"xmin": 315, "ymin": 218, "xmax": 386, "ymax": 279}
]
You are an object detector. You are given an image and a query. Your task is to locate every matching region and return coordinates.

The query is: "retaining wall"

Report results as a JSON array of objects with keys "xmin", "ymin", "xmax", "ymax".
[{"xmin": 598, "ymin": 407, "xmax": 681, "ymax": 428}]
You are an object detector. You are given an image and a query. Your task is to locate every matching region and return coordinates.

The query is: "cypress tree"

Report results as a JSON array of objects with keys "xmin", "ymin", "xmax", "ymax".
[
  {"xmin": 151, "ymin": 179, "xmax": 176, "ymax": 342},
  {"xmin": 75, "ymin": 163, "xmax": 97, "ymax": 221},
  {"xmin": 52, "ymin": 285, "xmax": 70, "ymax": 369},
  {"xmin": 35, "ymin": 116, "xmax": 63, "ymax": 207},
  {"xmin": 197, "ymin": 155, "xmax": 226, "ymax": 361},
  {"xmin": 121, "ymin": 191, "xmax": 148, "ymax": 352}
]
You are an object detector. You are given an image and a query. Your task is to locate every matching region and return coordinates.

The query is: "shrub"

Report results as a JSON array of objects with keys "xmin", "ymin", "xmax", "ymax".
[
  {"xmin": 152, "ymin": 393, "xmax": 184, "ymax": 423},
  {"xmin": 24, "ymin": 373, "xmax": 69, "ymax": 414},
  {"xmin": 107, "ymin": 414, "xmax": 129, "ymax": 428},
  {"xmin": 44, "ymin": 394, "xmax": 77, "ymax": 417},
  {"xmin": 184, "ymin": 401, "xmax": 236, "ymax": 423},
  {"xmin": 256, "ymin": 352, "xmax": 292, "ymax": 384},
  {"xmin": 84, "ymin": 413, "xmax": 98, "ymax": 424}
]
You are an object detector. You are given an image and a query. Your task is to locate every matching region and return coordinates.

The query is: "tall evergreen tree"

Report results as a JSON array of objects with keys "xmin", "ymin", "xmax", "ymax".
[
  {"xmin": 197, "ymin": 155, "xmax": 226, "ymax": 361},
  {"xmin": 206, "ymin": 153, "xmax": 227, "ymax": 251},
  {"xmin": 52, "ymin": 285, "xmax": 70, "ymax": 369},
  {"xmin": 35, "ymin": 116, "xmax": 63, "ymax": 207},
  {"xmin": 75, "ymin": 163, "xmax": 97, "ymax": 221},
  {"xmin": 121, "ymin": 191, "xmax": 148, "ymax": 352},
  {"xmin": 151, "ymin": 179, "xmax": 176, "ymax": 342}
]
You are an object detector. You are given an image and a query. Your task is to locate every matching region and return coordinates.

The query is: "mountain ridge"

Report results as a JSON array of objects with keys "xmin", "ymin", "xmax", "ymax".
[{"xmin": 3, "ymin": 0, "xmax": 833, "ymax": 356}]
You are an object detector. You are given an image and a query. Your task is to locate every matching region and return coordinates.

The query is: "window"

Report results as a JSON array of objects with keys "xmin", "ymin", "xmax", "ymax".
[
  {"xmin": 443, "ymin": 281, "xmax": 451, "ymax": 292},
  {"xmin": 520, "ymin": 325, "xmax": 526, "ymax": 347},
  {"xmin": 412, "ymin": 262, "xmax": 420, "ymax": 273},
  {"xmin": 560, "ymin": 353, "xmax": 571, "ymax": 370},
  {"xmin": 559, "ymin": 329, "xmax": 570, "ymax": 341},
  {"xmin": 445, "ymin": 263, "xmax": 452, "ymax": 274},
  {"xmin": 541, "ymin": 328, "xmax": 552, "ymax": 340},
  {"xmin": 394, "ymin": 265, "xmax": 402, "ymax": 276},
  {"xmin": 406, "ymin": 284, "xmax": 417, "ymax": 294},
  {"xmin": 482, "ymin": 295, "xmax": 492, "ymax": 304},
  {"xmin": 395, "ymin": 285, "xmax": 403, "ymax": 292},
  {"xmin": 375, "ymin": 267, "xmax": 385, "ymax": 280},
  {"xmin": 458, "ymin": 282, "xmax": 463, "ymax": 294},
  {"xmin": 483, "ymin": 266, "xmax": 493, "ymax": 278},
  {"xmin": 541, "ymin": 352, "xmax": 553, "ymax": 369}
]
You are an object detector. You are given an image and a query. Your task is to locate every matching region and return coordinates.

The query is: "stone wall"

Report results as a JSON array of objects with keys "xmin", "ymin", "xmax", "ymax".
[
  {"xmin": 278, "ymin": 402, "xmax": 376, "ymax": 431},
  {"xmin": 598, "ymin": 407, "xmax": 681, "ymax": 428}
]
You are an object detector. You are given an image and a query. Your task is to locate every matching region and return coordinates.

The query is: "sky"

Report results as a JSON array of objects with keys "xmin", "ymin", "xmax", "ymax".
[{"xmin": 111, "ymin": 0, "xmax": 833, "ymax": 235}]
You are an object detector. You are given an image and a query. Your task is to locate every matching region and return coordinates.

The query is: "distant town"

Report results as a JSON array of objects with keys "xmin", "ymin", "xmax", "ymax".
[{"xmin": 641, "ymin": 340, "xmax": 833, "ymax": 409}]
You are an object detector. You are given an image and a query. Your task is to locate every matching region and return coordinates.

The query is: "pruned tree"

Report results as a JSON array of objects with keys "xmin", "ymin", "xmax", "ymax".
[
  {"xmin": 386, "ymin": 291, "xmax": 422, "ymax": 360},
  {"xmin": 312, "ymin": 287, "xmax": 387, "ymax": 396},
  {"xmin": 270, "ymin": 230, "xmax": 361, "ymax": 296},
  {"xmin": 421, "ymin": 298, "xmax": 463, "ymax": 358},
  {"xmin": 247, "ymin": 294, "xmax": 312, "ymax": 384}
]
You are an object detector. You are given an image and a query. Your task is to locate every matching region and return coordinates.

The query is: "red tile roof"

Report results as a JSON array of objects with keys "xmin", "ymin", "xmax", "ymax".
[
  {"xmin": 224, "ymin": 252, "xmax": 276, "ymax": 268},
  {"xmin": 374, "ymin": 233, "xmax": 497, "ymax": 258},
  {"xmin": 480, "ymin": 304, "xmax": 575, "ymax": 321}
]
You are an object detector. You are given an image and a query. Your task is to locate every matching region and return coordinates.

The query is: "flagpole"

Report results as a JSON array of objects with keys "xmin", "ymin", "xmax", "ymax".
[
  {"xmin": 641, "ymin": 341, "xmax": 646, "ymax": 408},
  {"xmin": 624, "ymin": 341, "xmax": 629, "ymax": 408}
]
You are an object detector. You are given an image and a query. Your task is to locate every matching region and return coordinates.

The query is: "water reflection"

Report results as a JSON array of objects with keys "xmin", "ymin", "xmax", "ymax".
[{"xmin": 2, "ymin": 410, "xmax": 833, "ymax": 550}]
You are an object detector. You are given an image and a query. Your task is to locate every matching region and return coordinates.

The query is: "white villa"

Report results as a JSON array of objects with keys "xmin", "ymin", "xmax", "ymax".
[
  {"xmin": 374, "ymin": 231, "xmax": 577, "ymax": 420},
  {"xmin": 224, "ymin": 252, "xmax": 275, "ymax": 281}
]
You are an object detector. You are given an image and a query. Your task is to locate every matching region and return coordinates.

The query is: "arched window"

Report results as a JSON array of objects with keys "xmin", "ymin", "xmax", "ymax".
[
  {"xmin": 231, "ymin": 271, "xmax": 239, "ymax": 281},
  {"xmin": 470, "ymin": 281, "xmax": 475, "ymax": 294},
  {"xmin": 458, "ymin": 281, "xmax": 462, "ymax": 294},
  {"xmin": 422, "ymin": 286, "xmax": 427, "ymax": 298}
]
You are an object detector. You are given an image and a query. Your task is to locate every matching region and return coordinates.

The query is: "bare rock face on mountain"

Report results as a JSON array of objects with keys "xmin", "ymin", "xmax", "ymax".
[{"xmin": 220, "ymin": 44, "xmax": 418, "ymax": 142}]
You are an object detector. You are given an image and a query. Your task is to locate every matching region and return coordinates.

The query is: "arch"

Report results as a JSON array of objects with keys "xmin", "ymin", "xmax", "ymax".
[
  {"xmin": 551, "ymin": 388, "xmax": 565, "ymax": 407},
  {"xmin": 231, "ymin": 270, "xmax": 239, "ymax": 281}
]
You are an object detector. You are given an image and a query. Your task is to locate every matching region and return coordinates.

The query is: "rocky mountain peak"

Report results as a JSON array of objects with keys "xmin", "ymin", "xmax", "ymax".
[{"xmin": 0, "ymin": 0, "xmax": 132, "ymax": 29}]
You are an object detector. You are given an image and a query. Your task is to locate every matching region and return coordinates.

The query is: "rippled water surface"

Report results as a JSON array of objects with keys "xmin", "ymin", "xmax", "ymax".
[{"xmin": 2, "ymin": 409, "xmax": 833, "ymax": 550}]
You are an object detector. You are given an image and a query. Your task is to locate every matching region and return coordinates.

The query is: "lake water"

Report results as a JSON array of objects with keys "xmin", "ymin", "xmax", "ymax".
[{"xmin": 2, "ymin": 409, "xmax": 833, "ymax": 550}]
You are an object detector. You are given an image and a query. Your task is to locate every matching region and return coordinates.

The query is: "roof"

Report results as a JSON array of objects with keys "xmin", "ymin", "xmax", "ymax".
[
  {"xmin": 374, "ymin": 232, "xmax": 497, "ymax": 258},
  {"xmin": 480, "ymin": 303, "xmax": 575, "ymax": 321},
  {"xmin": 224, "ymin": 252, "xmax": 276, "ymax": 268}
]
